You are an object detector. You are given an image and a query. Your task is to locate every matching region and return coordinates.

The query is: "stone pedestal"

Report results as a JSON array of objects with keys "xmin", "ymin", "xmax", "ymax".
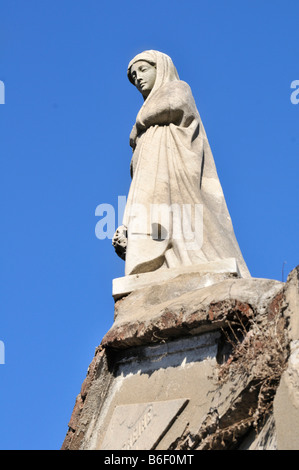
[
  {"xmin": 112, "ymin": 258, "xmax": 240, "ymax": 300},
  {"xmin": 61, "ymin": 266, "xmax": 299, "ymax": 451}
]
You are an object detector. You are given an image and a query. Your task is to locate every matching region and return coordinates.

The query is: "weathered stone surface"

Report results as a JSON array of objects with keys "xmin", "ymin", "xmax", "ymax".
[
  {"xmin": 112, "ymin": 258, "xmax": 240, "ymax": 300},
  {"xmin": 282, "ymin": 265, "xmax": 299, "ymax": 342},
  {"xmin": 61, "ymin": 346, "xmax": 114, "ymax": 451},
  {"xmin": 62, "ymin": 329, "xmax": 221, "ymax": 450},
  {"xmin": 82, "ymin": 331, "xmax": 221, "ymax": 450},
  {"xmin": 103, "ymin": 276, "xmax": 283, "ymax": 350},
  {"xmin": 274, "ymin": 340, "xmax": 299, "ymax": 450},
  {"xmin": 62, "ymin": 268, "xmax": 299, "ymax": 451},
  {"xmin": 263, "ymin": 267, "xmax": 299, "ymax": 450},
  {"xmin": 168, "ymin": 282, "xmax": 289, "ymax": 450},
  {"xmin": 101, "ymin": 399, "xmax": 188, "ymax": 450}
]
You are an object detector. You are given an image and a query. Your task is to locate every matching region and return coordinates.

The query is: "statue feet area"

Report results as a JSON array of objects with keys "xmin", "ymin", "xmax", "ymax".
[{"xmin": 112, "ymin": 257, "xmax": 241, "ymax": 300}]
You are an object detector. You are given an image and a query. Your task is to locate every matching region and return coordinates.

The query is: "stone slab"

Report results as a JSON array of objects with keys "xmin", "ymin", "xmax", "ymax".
[
  {"xmin": 100, "ymin": 399, "xmax": 188, "ymax": 450},
  {"xmin": 87, "ymin": 332, "xmax": 219, "ymax": 450},
  {"xmin": 103, "ymin": 276, "xmax": 284, "ymax": 350},
  {"xmin": 112, "ymin": 258, "xmax": 241, "ymax": 299}
]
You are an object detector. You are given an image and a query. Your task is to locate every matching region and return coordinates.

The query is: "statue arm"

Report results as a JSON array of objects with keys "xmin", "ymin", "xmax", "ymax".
[{"xmin": 137, "ymin": 81, "xmax": 196, "ymax": 131}]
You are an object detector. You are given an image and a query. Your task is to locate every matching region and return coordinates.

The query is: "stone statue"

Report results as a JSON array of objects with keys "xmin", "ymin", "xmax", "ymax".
[{"xmin": 113, "ymin": 50, "xmax": 250, "ymax": 279}]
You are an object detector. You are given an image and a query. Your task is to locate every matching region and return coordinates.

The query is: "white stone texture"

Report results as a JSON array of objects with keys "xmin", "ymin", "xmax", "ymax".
[
  {"xmin": 112, "ymin": 257, "xmax": 240, "ymax": 299},
  {"xmin": 120, "ymin": 50, "xmax": 250, "ymax": 279}
]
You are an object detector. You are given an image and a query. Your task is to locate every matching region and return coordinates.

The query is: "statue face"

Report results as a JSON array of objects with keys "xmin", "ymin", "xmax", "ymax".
[{"xmin": 130, "ymin": 60, "xmax": 157, "ymax": 98}]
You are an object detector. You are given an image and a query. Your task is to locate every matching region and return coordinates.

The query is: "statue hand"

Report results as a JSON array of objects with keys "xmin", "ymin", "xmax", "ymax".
[{"xmin": 112, "ymin": 225, "xmax": 127, "ymax": 260}]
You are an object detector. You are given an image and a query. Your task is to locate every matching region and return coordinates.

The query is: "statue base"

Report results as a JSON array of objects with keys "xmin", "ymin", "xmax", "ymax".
[
  {"xmin": 112, "ymin": 257, "xmax": 241, "ymax": 300},
  {"xmin": 62, "ymin": 266, "xmax": 299, "ymax": 451}
]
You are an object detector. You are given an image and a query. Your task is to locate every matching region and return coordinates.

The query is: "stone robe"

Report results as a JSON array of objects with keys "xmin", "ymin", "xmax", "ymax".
[{"xmin": 122, "ymin": 51, "xmax": 250, "ymax": 278}]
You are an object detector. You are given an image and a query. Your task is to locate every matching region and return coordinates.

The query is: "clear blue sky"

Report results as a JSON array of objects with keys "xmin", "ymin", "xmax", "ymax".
[{"xmin": 0, "ymin": 0, "xmax": 298, "ymax": 450}]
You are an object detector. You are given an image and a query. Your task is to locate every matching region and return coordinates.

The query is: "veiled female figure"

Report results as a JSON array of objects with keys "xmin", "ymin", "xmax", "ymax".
[{"xmin": 115, "ymin": 50, "xmax": 250, "ymax": 279}]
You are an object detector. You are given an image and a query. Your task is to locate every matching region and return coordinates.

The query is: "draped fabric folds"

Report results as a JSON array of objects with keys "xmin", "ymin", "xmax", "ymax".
[{"xmin": 122, "ymin": 50, "xmax": 250, "ymax": 278}]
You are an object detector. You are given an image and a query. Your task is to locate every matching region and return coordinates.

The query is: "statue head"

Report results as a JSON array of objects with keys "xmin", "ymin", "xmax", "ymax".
[
  {"xmin": 128, "ymin": 50, "xmax": 179, "ymax": 100},
  {"xmin": 129, "ymin": 60, "xmax": 157, "ymax": 99}
]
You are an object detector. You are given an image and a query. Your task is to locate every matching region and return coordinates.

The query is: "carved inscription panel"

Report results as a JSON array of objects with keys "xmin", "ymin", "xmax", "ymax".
[{"xmin": 100, "ymin": 399, "xmax": 188, "ymax": 450}]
